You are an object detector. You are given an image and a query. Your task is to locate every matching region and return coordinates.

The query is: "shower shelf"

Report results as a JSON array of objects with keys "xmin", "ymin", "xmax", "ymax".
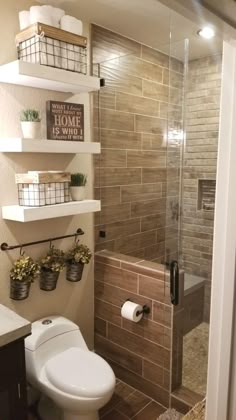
[
  {"xmin": 0, "ymin": 138, "xmax": 101, "ymax": 154},
  {"xmin": 1, "ymin": 200, "xmax": 101, "ymax": 222}
]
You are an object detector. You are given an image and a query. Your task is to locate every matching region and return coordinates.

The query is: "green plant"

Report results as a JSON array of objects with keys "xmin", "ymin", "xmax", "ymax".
[
  {"xmin": 20, "ymin": 109, "xmax": 41, "ymax": 122},
  {"xmin": 39, "ymin": 247, "xmax": 65, "ymax": 273},
  {"xmin": 66, "ymin": 243, "xmax": 92, "ymax": 265},
  {"xmin": 70, "ymin": 173, "xmax": 87, "ymax": 187},
  {"xmin": 10, "ymin": 255, "xmax": 39, "ymax": 283}
]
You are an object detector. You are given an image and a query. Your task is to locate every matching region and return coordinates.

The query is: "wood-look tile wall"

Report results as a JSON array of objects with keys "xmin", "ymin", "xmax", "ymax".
[
  {"xmin": 92, "ymin": 24, "xmax": 184, "ymax": 262},
  {"xmin": 94, "ymin": 250, "xmax": 172, "ymax": 407},
  {"xmin": 183, "ymin": 54, "xmax": 222, "ymax": 321}
]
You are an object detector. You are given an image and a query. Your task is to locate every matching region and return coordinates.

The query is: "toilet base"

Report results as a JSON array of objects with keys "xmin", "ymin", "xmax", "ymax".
[
  {"xmin": 64, "ymin": 411, "xmax": 99, "ymax": 420},
  {"xmin": 38, "ymin": 395, "xmax": 63, "ymax": 420}
]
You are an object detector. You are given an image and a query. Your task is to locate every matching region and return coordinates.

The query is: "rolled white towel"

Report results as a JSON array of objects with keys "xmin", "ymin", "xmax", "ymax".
[
  {"xmin": 52, "ymin": 7, "xmax": 65, "ymax": 28},
  {"xmin": 30, "ymin": 6, "xmax": 53, "ymax": 26},
  {"xmin": 60, "ymin": 15, "xmax": 83, "ymax": 36},
  {"xmin": 41, "ymin": 5, "xmax": 60, "ymax": 27},
  {"xmin": 19, "ymin": 10, "xmax": 30, "ymax": 30}
]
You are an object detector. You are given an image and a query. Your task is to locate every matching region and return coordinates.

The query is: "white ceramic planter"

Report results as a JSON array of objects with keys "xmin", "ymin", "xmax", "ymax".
[
  {"xmin": 70, "ymin": 186, "xmax": 86, "ymax": 201},
  {"xmin": 21, "ymin": 121, "xmax": 41, "ymax": 139}
]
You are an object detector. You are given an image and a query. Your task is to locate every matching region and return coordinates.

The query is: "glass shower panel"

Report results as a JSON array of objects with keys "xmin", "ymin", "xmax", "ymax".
[
  {"xmin": 94, "ymin": 51, "xmax": 171, "ymax": 261},
  {"xmin": 163, "ymin": 37, "xmax": 188, "ymax": 393},
  {"xmin": 169, "ymin": 32, "xmax": 223, "ymax": 399},
  {"xmin": 164, "ymin": 38, "xmax": 188, "ymax": 268}
]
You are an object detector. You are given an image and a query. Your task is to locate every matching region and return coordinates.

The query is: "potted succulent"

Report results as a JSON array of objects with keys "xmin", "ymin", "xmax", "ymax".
[
  {"xmin": 70, "ymin": 173, "xmax": 87, "ymax": 201},
  {"xmin": 10, "ymin": 255, "xmax": 39, "ymax": 300},
  {"xmin": 65, "ymin": 243, "xmax": 92, "ymax": 282},
  {"xmin": 39, "ymin": 247, "xmax": 65, "ymax": 291},
  {"xmin": 20, "ymin": 108, "xmax": 41, "ymax": 139}
]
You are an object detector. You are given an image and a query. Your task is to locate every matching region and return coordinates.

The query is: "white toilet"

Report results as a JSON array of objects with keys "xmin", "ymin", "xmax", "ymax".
[{"xmin": 24, "ymin": 316, "xmax": 116, "ymax": 420}]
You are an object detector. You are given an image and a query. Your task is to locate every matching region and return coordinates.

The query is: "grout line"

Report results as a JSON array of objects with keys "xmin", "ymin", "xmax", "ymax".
[
  {"xmin": 115, "ymin": 408, "xmax": 132, "ymax": 419},
  {"xmin": 130, "ymin": 400, "xmax": 153, "ymax": 419},
  {"xmin": 96, "ymin": 314, "xmax": 172, "ymax": 352}
]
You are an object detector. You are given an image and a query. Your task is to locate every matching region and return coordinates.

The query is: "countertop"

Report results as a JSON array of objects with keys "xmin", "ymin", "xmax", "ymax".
[{"xmin": 0, "ymin": 304, "xmax": 31, "ymax": 347}]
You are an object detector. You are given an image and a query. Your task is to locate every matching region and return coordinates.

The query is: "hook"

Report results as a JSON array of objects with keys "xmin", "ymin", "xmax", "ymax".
[
  {"xmin": 20, "ymin": 247, "xmax": 25, "ymax": 256},
  {"xmin": 74, "ymin": 235, "xmax": 80, "ymax": 245},
  {"xmin": 49, "ymin": 240, "xmax": 53, "ymax": 250}
]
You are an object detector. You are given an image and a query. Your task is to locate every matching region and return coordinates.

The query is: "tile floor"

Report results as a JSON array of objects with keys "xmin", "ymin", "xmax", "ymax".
[
  {"xmin": 182, "ymin": 322, "xmax": 209, "ymax": 396},
  {"xmin": 100, "ymin": 379, "xmax": 166, "ymax": 419}
]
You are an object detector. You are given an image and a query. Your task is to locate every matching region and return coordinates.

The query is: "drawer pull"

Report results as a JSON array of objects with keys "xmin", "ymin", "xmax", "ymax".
[{"xmin": 17, "ymin": 383, "xmax": 21, "ymax": 399}]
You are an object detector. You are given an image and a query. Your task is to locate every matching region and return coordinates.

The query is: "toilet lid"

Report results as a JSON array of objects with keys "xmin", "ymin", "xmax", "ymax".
[{"xmin": 45, "ymin": 347, "xmax": 115, "ymax": 398}]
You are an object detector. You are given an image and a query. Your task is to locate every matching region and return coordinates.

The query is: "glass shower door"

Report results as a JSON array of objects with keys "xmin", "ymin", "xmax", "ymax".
[{"xmin": 167, "ymin": 31, "xmax": 223, "ymax": 402}]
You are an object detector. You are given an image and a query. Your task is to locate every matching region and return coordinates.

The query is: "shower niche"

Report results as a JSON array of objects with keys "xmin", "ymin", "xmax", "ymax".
[{"xmin": 197, "ymin": 179, "xmax": 216, "ymax": 212}]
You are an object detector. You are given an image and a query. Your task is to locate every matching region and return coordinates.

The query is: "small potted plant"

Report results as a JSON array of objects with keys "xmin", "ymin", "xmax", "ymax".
[
  {"xmin": 65, "ymin": 243, "xmax": 92, "ymax": 282},
  {"xmin": 20, "ymin": 108, "xmax": 41, "ymax": 139},
  {"xmin": 70, "ymin": 173, "xmax": 87, "ymax": 201},
  {"xmin": 10, "ymin": 255, "xmax": 39, "ymax": 300},
  {"xmin": 39, "ymin": 247, "xmax": 65, "ymax": 291}
]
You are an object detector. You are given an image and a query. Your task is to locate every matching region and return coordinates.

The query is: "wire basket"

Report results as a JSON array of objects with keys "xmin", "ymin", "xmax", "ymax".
[
  {"xmin": 16, "ymin": 23, "xmax": 88, "ymax": 75},
  {"xmin": 17, "ymin": 35, "xmax": 87, "ymax": 74},
  {"xmin": 17, "ymin": 182, "xmax": 70, "ymax": 207}
]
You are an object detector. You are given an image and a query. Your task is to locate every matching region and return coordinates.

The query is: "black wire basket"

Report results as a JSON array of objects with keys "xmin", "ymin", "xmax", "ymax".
[
  {"xmin": 17, "ymin": 33, "xmax": 87, "ymax": 74},
  {"xmin": 17, "ymin": 182, "xmax": 70, "ymax": 207}
]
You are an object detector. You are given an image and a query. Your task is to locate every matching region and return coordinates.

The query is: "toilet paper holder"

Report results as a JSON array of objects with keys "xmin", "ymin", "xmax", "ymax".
[
  {"xmin": 136, "ymin": 304, "xmax": 151, "ymax": 316},
  {"xmin": 121, "ymin": 299, "xmax": 150, "ymax": 316}
]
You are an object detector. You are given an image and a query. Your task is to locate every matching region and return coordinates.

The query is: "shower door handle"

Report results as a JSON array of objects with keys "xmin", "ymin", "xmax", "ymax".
[{"xmin": 170, "ymin": 260, "xmax": 179, "ymax": 306}]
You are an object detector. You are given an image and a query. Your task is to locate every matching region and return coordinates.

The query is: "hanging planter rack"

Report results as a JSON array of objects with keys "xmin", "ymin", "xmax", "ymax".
[{"xmin": 1, "ymin": 228, "xmax": 84, "ymax": 251}]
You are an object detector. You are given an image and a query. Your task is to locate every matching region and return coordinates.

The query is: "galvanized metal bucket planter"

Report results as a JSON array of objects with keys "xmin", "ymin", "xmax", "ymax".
[
  {"xmin": 40, "ymin": 269, "xmax": 59, "ymax": 291},
  {"xmin": 66, "ymin": 262, "xmax": 84, "ymax": 282},
  {"xmin": 10, "ymin": 279, "xmax": 31, "ymax": 300}
]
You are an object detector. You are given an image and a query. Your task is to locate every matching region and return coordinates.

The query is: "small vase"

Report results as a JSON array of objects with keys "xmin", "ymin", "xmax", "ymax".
[
  {"xmin": 21, "ymin": 121, "xmax": 41, "ymax": 139},
  {"xmin": 66, "ymin": 262, "xmax": 84, "ymax": 282},
  {"xmin": 70, "ymin": 186, "xmax": 85, "ymax": 201},
  {"xmin": 10, "ymin": 278, "xmax": 31, "ymax": 300},
  {"xmin": 40, "ymin": 269, "xmax": 59, "ymax": 291}
]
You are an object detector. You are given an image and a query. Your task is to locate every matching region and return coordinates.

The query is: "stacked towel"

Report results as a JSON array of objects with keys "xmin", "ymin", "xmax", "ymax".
[
  {"xmin": 18, "ymin": 6, "xmax": 83, "ymax": 35},
  {"xmin": 52, "ymin": 7, "xmax": 65, "ymax": 28},
  {"xmin": 30, "ymin": 6, "xmax": 53, "ymax": 26},
  {"xmin": 19, "ymin": 5, "xmax": 65, "ymax": 30},
  {"xmin": 19, "ymin": 10, "xmax": 30, "ymax": 30},
  {"xmin": 60, "ymin": 15, "xmax": 83, "ymax": 36}
]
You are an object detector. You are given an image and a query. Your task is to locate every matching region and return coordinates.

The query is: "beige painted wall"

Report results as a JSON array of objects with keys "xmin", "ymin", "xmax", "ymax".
[{"xmin": 0, "ymin": 0, "xmax": 95, "ymax": 349}]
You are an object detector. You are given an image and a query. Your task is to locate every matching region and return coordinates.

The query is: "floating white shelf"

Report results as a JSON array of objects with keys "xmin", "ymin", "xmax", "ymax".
[
  {"xmin": 0, "ymin": 138, "xmax": 101, "ymax": 154},
  {"xmin": 0, "ymin": 61, "xmax": 100, "ymax": 93},
  {"xmin": 1, "ymin": 200, "xmax": 101, "ymax": 222}
]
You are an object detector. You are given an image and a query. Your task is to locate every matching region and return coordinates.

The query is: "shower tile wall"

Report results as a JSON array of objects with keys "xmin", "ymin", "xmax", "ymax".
[
  {"xmin": 92, "ymin": 25, "xmax": 183, "ymax": 262},
  {"xmin": 183, "ymin": 54, "xmax": 222, "ymax": 321}
]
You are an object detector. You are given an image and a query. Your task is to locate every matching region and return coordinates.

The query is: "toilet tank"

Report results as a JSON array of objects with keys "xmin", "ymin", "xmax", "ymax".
[{"xmin": 25, "ymin": 316, "xmax": 88, "ymax": 385}]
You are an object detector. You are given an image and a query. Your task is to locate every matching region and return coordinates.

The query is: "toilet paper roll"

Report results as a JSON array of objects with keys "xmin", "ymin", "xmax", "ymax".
[
  {"xmin": 60, "ymin": 15, "xmax": 83, "ymax": 36},
  {"xmin": 19, "ymin": 11, "xmax": 30, "ymax": 30},
  {"xmin": 121, "ymin": 301, "xmax": 143, "ymax": 323}
]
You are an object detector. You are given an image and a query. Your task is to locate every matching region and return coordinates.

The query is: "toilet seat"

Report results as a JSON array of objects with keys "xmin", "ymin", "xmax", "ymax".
[{"xmin": 45, "ymin": 347, "xmax": 115, "ymax": 399}]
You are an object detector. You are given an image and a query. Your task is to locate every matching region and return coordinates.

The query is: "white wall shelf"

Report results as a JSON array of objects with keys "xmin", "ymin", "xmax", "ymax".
[
  {"xmin": 0, "ymin": 61, "xmax": 100, "ymax": 93},
  {"xmin": 0, "ymin": 138, "xmax": 101, "ymax": 154},
  {"xmin": 1, "ymin": 200, "xmax": 101, "ymax": 222}
]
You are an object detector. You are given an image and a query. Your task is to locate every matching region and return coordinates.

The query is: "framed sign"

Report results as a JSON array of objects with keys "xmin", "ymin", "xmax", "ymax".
[{"xmin": 46, "ymin": 100, "xmax": 84, "ymax": 141}]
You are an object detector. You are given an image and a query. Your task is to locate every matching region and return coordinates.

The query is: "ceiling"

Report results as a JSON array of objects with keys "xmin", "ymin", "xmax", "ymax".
[
  {"xmin": 200, "ymin": 0, "xmax": 236, "ymax": 29},
  {"xmin": 37, "ymin": 0, "xmax": 223, "ymax": 60}
]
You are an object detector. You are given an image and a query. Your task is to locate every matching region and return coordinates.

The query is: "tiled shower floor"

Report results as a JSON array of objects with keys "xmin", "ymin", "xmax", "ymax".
[{"xmin": 182, "ymin": 322, "xmax": 209, "ymax": 396}]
